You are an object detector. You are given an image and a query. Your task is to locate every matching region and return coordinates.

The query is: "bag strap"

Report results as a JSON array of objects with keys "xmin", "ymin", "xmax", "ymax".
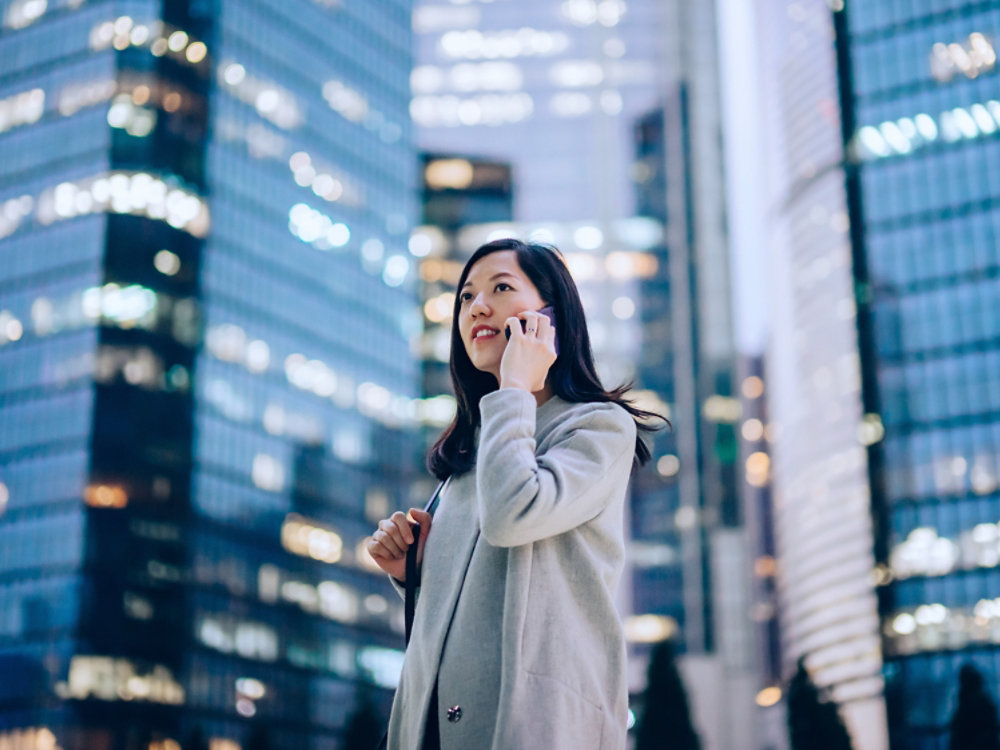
[{"xmin": 403, "ymin": 480, "xmax": 445, "ymax": 645}]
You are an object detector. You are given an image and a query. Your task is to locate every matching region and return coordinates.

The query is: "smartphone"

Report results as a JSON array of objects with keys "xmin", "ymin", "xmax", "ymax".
[{"xmin": 505, "ymin": 305, "xmax": 558, "ymax": 355}]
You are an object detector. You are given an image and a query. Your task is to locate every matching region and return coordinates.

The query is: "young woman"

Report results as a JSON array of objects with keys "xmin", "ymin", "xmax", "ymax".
[{"xmin": 366, "ymin": 238, "xmax": 663, "ymax": 750}]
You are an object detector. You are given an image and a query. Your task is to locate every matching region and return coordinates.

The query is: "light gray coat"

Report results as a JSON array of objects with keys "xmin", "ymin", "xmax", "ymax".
[{"xmin": 387, "ymin": 388, "xmax": 637, "ymax": 750}]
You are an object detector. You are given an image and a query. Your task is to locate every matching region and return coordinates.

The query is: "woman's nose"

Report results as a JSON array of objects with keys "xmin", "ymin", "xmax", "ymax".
[{"xmin": 469, "ymin": 294, "xmax": 489, "ymax": 316}]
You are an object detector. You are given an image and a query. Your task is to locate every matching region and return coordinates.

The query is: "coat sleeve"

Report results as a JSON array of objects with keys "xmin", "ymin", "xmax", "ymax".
[
  {"xmin": 388, "ymin": 576, "xmax": 407, "ymax": 600},
  {"xmin": 475, "ymin": 388, "xmax": 636, "ymax": 547}
]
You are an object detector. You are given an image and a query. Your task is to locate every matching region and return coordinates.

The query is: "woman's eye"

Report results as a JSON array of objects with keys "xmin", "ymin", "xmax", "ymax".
[
  {"xmin": 459, "ymin": 292, "xmax": 472, "ymax": 302},
  {"xmin": 495, "ymin": 283, "xmax": 511, "ymax": 292}
]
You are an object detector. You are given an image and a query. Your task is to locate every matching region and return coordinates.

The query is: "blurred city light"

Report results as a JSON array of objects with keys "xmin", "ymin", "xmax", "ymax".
[
  {"xmin": 656, "ymin": 455, "xmax": 680, "ymax": 479},
  {"xmin": 281, "ymin": 514, "xmax": 344, "ymax": 564},
  {"xmin": 623, "ymin": 614, "xmax": 678, "ymax": 643},
  {"xmin": 755, "ymin": 686, "xmax": 782, "ymax": 708},
  {"xmin": 83, "ymin": 484, "xmax": 128, "ymax": 509},
  {"xmin": 55, "ymin": 658, "xmax": 185, "ymax": 704}
]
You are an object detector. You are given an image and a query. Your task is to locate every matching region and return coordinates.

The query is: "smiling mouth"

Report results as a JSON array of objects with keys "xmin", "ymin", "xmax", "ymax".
[{"xmin": 472, "ymin": 328, "xmax": 500, "ymax": 342}]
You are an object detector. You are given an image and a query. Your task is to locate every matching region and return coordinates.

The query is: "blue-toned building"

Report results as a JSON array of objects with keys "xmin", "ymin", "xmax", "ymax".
[
  {"xmin": 629, "ymin": 107, "xmax": 684, "ymax": 641},
  {"xmin": 415, "ymin": 154, "xmax": 512, "ymax": 413},
  {"xmin": 836, "ymin": 2, "xmax": 1000, "ymax": 748},
  {"xmin": 0, "ymin": 1, "xmax": 420, "ymax": 748},
  {"xmin": 628, "ymin": 4, "xmax": 755, "ymax": 743}
]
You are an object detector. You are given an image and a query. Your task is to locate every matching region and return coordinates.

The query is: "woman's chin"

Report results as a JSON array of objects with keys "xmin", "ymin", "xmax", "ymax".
[{"xmin": 471, "ymin": 360, "xmax": 501, "ymax": 382}]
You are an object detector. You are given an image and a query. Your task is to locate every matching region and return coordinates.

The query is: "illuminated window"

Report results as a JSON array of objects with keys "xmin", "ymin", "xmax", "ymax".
[
  {"xmin": 4, "ymin": 0, "xmax": 49, "ymax": 30},
  {"xmin": 439, "ymin": 29, "xmax": 569, "ymax": 60},
  {"xmin": 281, "ymin": 514, "xmax": 343, "ymax": 563},
  {"xmin": 35, "ymin": 172, "xmax": 209, "ymax": 237},
  {"xmin": 0, "ymin": 727, "xmax": 62, "ymax": 750},
  {"xmin": 322, "ymin": 80, "xmax": 368, "ymax": 122},
  {"xmin": 84, "ymin": 484, "xmax": 128, "ymax": 508},
  {"xmin": 0, "ymin": 88, "xmax": 44, "ymax": 134},
  {"xmin": 703, "ymin": 395, "xmax": 743, "ymax": 423},
  {"xmin": 216, "ymin": 60, "xmax": 301, "ymax": 129},
  {"xmin": 929, "ymin": 33, "xmax": 996, "ymax": 83},
  {"xmin": 251, "ymin": 454, "xmax": 284, "ymax": 492},
  {"xmin": 107, "ymin": 95, "xmax": 157, "ymax": 137},
  {"xmin": 550, "ymin": 61, "xmax": 604, "ymax": 88},
  {"xmin": 745, "ymin": 452, "xmax": 770, "ymax": 487},
  {"xmin": 410, "ymin": 93, "xmax": 534, "ymax": 127},
  {"xmin": 288, "ymin": 203, "xmax": 351, "ymax": 250},
  {"xmin": 55, "ymin": 656, "xmax": 184, "ymax": 704}
]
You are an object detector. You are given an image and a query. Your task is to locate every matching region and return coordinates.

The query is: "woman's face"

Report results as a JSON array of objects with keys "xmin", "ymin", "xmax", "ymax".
[{"xmin": 457, "ymin": 250, "xmax": 546, "ymax": 381}]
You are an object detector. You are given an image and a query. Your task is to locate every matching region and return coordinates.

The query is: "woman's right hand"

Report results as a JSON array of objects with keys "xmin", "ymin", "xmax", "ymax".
[{"xmin": 365, "ymin": 508, "xmax": 433, "ymax": 583}]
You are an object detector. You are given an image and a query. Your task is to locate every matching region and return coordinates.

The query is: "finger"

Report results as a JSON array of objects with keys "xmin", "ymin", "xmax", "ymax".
[
  {"xmin": 389, "ymin": 510, "xmax": 415, "ymax": 545},
  {"xmin": 381, "ymin": 512, "xmax": 412, "ymax": 549},
  {"xmin": 505, "ymin": 316, "xmax": 524, "ymax": 340},
  {"xmin": 375, "ymin": 527, "xmax": 405, "ymax": 557},
  {"xmin": 366, "ymin": 536, "xmax": 401, "ymax": 561},
  {"xmin": 410, "ymin": 509, "xmax": 433, "ymax": 563},
  {"xmin": 518, "ymin": 311, "xmax": 541, "ymax": 336},
  {"xmin": 410, "ymin": 509, "xmax": 432, "ymax": 529},
  {"xmin": 534, "ymin": 316, "xmax": 553, "ymax": 347}
]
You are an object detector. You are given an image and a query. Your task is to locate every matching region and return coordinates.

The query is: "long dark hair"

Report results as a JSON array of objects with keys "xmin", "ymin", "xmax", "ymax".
[{"xmin": 428, "ymin": 238, "xmax": 667, "ymax": 479}]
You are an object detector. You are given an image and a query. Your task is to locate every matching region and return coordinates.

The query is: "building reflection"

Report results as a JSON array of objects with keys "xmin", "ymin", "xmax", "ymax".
[{"xmin": 0, "ymin": 1, "xmax": 421, "ymax": 748}]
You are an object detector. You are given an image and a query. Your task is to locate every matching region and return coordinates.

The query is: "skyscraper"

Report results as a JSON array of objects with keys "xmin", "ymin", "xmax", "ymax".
[
  {"xmin": 0, "ymin": 1, "xmax": 420, "ymax": 748},
  {"xmin": 834, "ymin": 2, "xmax": 1000, "ymax": 747},
  {"xmin": 416, "ymin": 153, "xmax": 514, "ymax": 407},
  {"xmin": 411, "ymin": 0, "xmax": 666, "ymax": 223},
  {"xmin": 411, "ymin": 0, "xmax": 672, "ymax": 409},
  {"xmin": 751, "ymin": 2, "xmax": 889, "ymax": 749},
  {"xmin": 629, "ymin": 2, "xmax": 755, "ymax": 746},
  {"xmin": 734, "ymin": 356, "xmax": 786, "ymax": 750}
]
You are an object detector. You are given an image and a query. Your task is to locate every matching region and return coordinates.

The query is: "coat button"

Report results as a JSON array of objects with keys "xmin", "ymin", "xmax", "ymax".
[{"xmin": 446, "ymin": 705, "xmax": 462, "ymax": 723}]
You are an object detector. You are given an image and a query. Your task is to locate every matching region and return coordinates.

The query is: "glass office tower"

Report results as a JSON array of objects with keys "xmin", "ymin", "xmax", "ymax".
[
  {"xmin": 411, "ymin": 0, "xmax": 667, "ymax": 223},
  {"xmin": 627, "ymin": 3, "xmax": 754, "ymax": 745},
  {"xmin": 0, "ymin": 1, "xmax": 419, "ymax": 748},
  {"xmin": 836, "ymin": 2, "xmax": 1000, "ymax": 748},
  {"xmin": 754, "ymin": 2, "xmax": 889, "ymax": 748},
  {"xmin": 415, "ymin": 153, "xmax": 513, "ymax": 440},
  {"xmin": 629, "ymin": 108, "xmax": 684, "ymax": 643}
]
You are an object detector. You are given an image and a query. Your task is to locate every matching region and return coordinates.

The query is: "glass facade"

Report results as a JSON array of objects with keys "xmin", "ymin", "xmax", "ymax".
[
  {"xmin": 0, "ymin": 1, "xmax": 420, "ymax": 748},
  {"xmin": 414, "ymin": 153, "xmax": 514, "ymax": 448},
  {"xmin": 628, "ymin": 4, "xmax": 754, "ymax": 746},
  {"xmin": 755, "ymin": 2, "xmax": 889, "ymax": 748},
  {"xmin": 411, "ymin": 0, "xmax": 667, "ymax": 223},
  {"xmin": 630, "ymin": 108, "xmax": 684, "ymax": 640},
  {"xmin": 636, "ymin": 1, "xmax": 741, "ymax": 660},
  {"xmin": 838, "ymin": 2, "xmax": 1000, "ymax": 748}
]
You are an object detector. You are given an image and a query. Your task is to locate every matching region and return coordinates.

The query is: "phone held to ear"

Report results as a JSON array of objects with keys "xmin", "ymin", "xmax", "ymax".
[{"xmin": 505, "ymin": 306, "xmax": 558, "ymax": 355}]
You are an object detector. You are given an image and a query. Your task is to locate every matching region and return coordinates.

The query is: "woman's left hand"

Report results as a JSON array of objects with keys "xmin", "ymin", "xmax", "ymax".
[{"xmin": 499, "ymin": 310, "xmax": 557, "ymax": 393}]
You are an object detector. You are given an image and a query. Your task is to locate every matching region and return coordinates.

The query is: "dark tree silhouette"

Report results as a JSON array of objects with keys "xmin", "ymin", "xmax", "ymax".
[
  {"xmin": 245, "ymin": 724, "xmax": 271, "ymax": 750},
  {"xmin": 787, "ymin": 658, "xmax": 852, "ymax": 750},
  {"xmin": 183, "ymin": 727, "xmax": 209, "ymax": 750},
  {"xmin": 635, "ymin": 639, "xmax": 701, "ymax": 750},
  {"xmin": 948, "ymin": 663, "xmax": 1000, "ymax": 750},
  {"xmin": 343, "ymin": 688, "xmax": 385, "ymax": 750}
]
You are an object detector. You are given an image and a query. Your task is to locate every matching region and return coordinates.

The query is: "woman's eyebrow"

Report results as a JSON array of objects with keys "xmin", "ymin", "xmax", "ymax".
[{"xmin": 461, "ymin": 272, "xmax": 517, "ymax": 289}]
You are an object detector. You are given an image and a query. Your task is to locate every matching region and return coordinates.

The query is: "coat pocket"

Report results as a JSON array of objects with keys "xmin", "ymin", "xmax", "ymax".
[{"xmin": 502, "ymin": 671, "xmax": 610, "ymax": 750}]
